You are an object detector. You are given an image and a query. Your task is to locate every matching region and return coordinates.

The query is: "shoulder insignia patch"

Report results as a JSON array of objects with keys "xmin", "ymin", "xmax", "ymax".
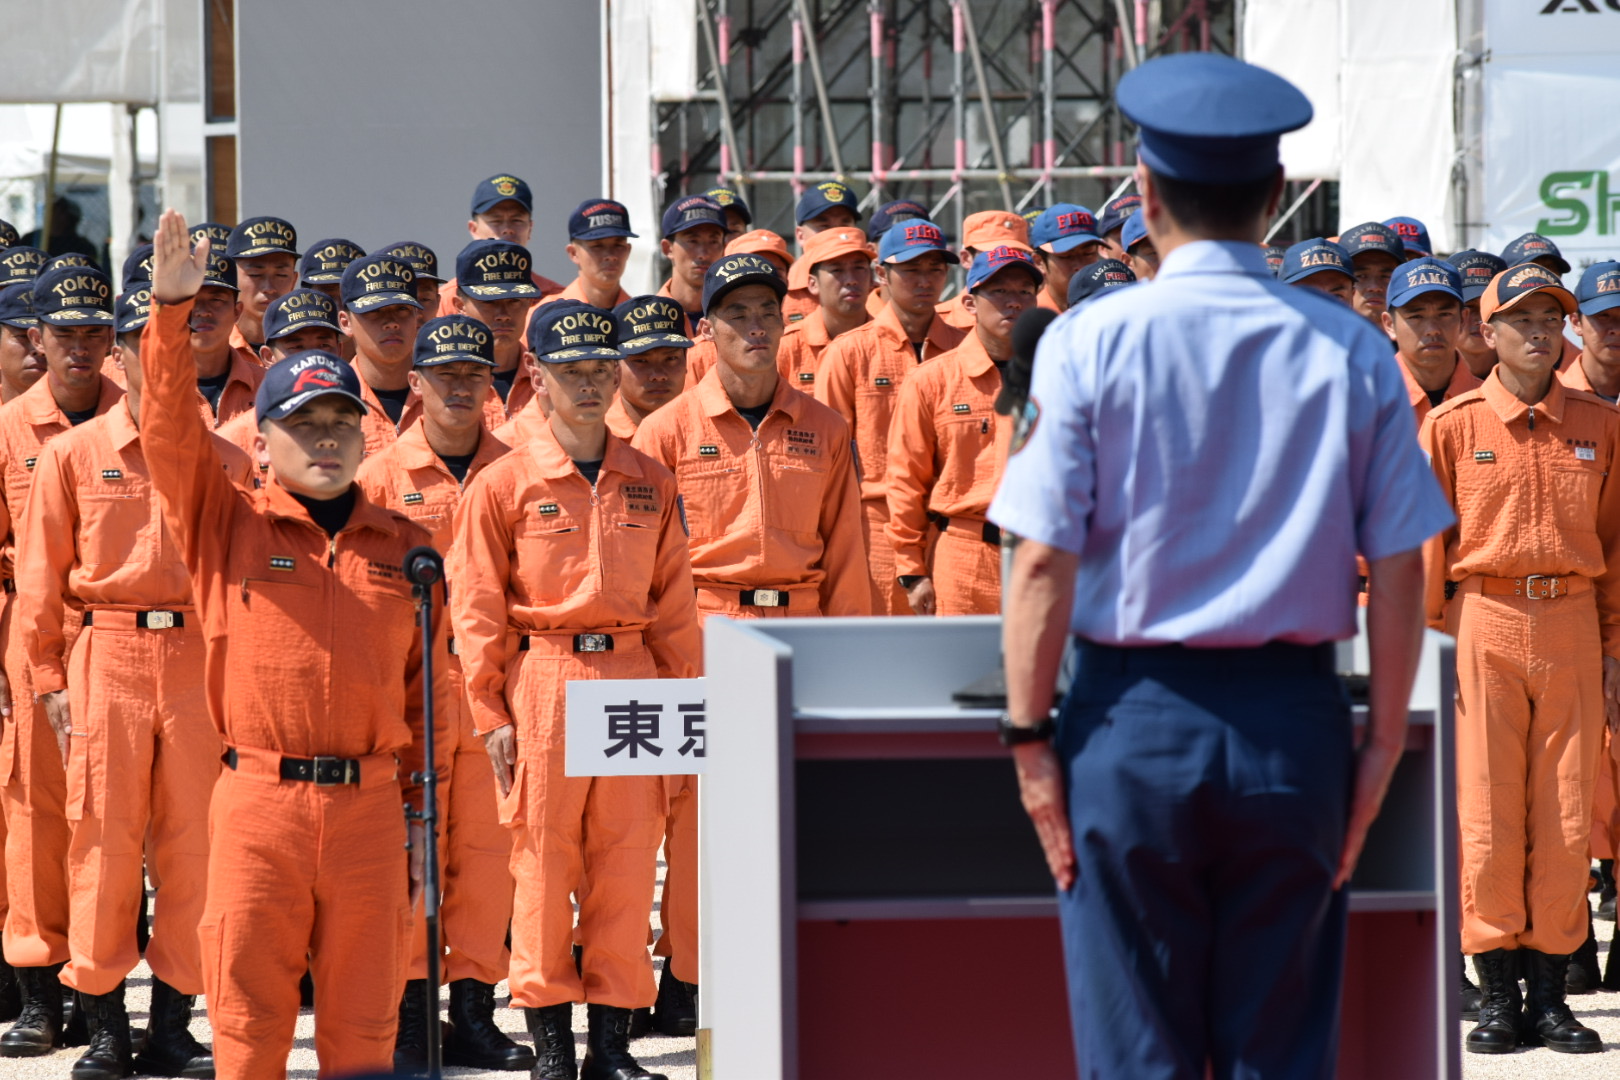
[
  {"xmin": 676, "ymin": 494, "xmax": 689, "ymax": 536},
  {"xmin": 269, "ymin": 556, "xmax": 297, "ymax": 572}
]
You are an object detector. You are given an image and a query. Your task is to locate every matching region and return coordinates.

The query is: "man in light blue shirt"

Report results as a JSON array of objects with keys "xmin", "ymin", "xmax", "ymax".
[{"xmin": 990, "ymin": 53, "xmax": 1454, "ymax": 1079}]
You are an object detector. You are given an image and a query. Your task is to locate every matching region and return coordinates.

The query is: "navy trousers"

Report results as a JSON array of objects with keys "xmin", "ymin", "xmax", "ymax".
[{"xmin": 1057, "ymin": 641, "xmax": 1354, "ymax": 1080}]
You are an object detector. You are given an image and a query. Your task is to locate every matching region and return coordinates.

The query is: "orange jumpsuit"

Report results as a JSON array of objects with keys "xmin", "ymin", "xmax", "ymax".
[
  {"xmin": 816, "ymin": 305, "xmax": 965, "ymax": 613},
  {"xmin": 934, "ymin": 290, "xmax": 975, "ymax": 332},
  {"xmin": 451, "ymin": 422, "xmax": 699, "ymax": 1009},
  {"xmin": 605, "ymin": 398, "xmax": 638, "ymax": 441},
  {"xmin": 536, "ymin": 277, "xmax": 631, "ymax": 310},
  {"xmin": 493, "ymin": 399, "xmax": 546, "ymax": 451},
  {"xmin": 655, "ymin": 279, "xmax": 703, "ymax": 339},
  {"xmin": 141, "ymin": 298, "xmax": 448, "ymax": 1080},
  {"xmin": 17, "ymin": 400, "xmax": 250, "ymax": 997},
  {"xmin": 1421, "ymin": 371, "xmax": 1620, "ymax": 956},
  {"xmin": 356, "ymin": 420, "xmax": 515, "ymax": 987},
  {"xmin": 885, "ymin": 332, "xmax": 1011, "ymax": 615},
  {"xmin": 774, "ymin": 308, "xmax": 861, "ymax": 396},
  {"xmin": 0, "ymin": 374, "xmax": 123, "ymax": 968},
  {"xmin": 435, "ymin": 272, "xmax": 564, "ymax": 317},
  {"xmin": 1401, "ymin": 353, "xmax": 1481, "ymax": 428},
  {"xmin": 202, "ymin": 348, "xmax": 267, "ymax": 428}
]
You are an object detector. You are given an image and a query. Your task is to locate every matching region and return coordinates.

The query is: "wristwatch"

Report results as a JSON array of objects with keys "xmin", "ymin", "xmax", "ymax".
[
  {"xmin": 897, "ymin": 575, "xmax": 926, "ymax": 590},
  {"xmin": 997, "ymin": 714, "xmax": 1056, "ymax": 747}
]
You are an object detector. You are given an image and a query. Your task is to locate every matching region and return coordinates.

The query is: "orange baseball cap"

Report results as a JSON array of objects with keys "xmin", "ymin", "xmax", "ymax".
[
  {"xmin": 961, "ymin": 210, "xmax": 1032, "ymax": 253},
  {"xmin": 725, "ymin": 229, "xmax": 792, "ymax": 275},
  {"xmin": 788, "ymin": 227, "xmax": 876, "ymax": 290},
  {"xmin": 1478, "ymin": 262, "xmax": 1577, "ymax": 322}
]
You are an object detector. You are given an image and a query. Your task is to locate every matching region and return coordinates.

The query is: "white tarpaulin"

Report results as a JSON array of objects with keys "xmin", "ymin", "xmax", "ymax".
[
  {"xmin": 1242, "ymin": 0, "xmax": 1340, "ymax": 180},
  {"xmin": 1480, "ymin": 4, "xmax": 1620, "ymax": 272},
  {"xmin": 0, "ymin": 0, "xmax": 156, "ymax": 104}
]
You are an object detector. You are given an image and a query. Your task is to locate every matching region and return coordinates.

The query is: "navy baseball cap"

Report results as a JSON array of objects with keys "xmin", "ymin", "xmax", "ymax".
[
  {"xmin": 44, "ymin": 253, "xmax": 97, "ymax": 274},
  {"xmin": 614, "ymin": 296, "xmax": 694, "ymax": 354},
  {"xmin": 1501, "ymin": 233, "xmax": 1571, "ymax": 275},
  {"xmin": 661, "ymin": 195, "xmax": 726, "ymax": 239},
  {"xmin": 455, "ymin": 239, "xmax": 541, "ymax": 301},
  {"xmin": 1122, "ymin": 210, "xmax": 1149, "ymax": 253},
  {"xmin": 966, "ymin": 246, "xmax": 1043, "ymax": 292},
  {"xmin": 796, "ymin": 181, "xmax": 862, "ymax": 225},
  {"xmin": 300, "ymin": 239, "xmax": 365, "ymax": 286},
  {"xmin": 121, "ymin": 244, "xmax": 154, "ymax": 290},
  {"xmin": 705, "ymin": 187, "xmax": 752, "ymax": 225},
  {"xmin": 378, "ymin": 241, "xmax": 443, "ymax": 284},
  {"xmin": 115, "ymin": 286, "xmax": 152, "ymax": 336},
  {"xmin": 568, "ymin": 199, "xmax": 637, "ymax": 241},
  {"xmin": 1031, "ymin": 204, "xmax": 1102, "ymax": 254},
  {"xmin": 471, "ymin": 173, "xmax": 532, "ymax": 215},
  {"xmin": 868, "ymin": 200, "xmax": 929, "ymax": 241},
  {"xmin": 1281, "ymin": 238, "xmax": 1352, "ymax": 285},
  {"xmin": 256, "ymin": 351, "xmax": 370, "ymax": 423},
  {"xmin": 264, "ymin": 289, "xmax": 342, "ymax": 341},
  {"xmin": 878, "ymin": 219, "xmax": 949, "ymax": 264},
  {"xmin": 1445, "ymin": 250, "xmax": 1508, "ymax": 303},
  {"xmin": 1022, "ymin": 206, "xmax": 1046, "ymax": 224},
  {"xmin": 1067, "ymin": 258, "xmax": 1136, "ymax": 308},
  {"xmin": 0, "ymin": 246, "xmax": 45, "ymax": 287},
  {"xmin": 1262, "ymin": 244, "xmax": 1287, "ymax": 276},
  {"xmin": 1480, "ymin": 262, "xmax": 1576, "ymax": 322},
  {"xmin": 190, "ymin": 222, "xmax": 233, "ymax": 252},
  {"xmin": 1384, "ymin": 216, "xmax": 1432, "ymax": 257},
  {"xmin": 227, "ymin": 216, "xmax": 298, "ymax": 260},
  {"xmin": 1097, "ymin": 194, "xmax": 1143, "ymax": 239},
  {"xmin": 527, "ymin": 301, "xmax": 620, "ymax": 363},
  {"xmin": 32, "ymin": 264, "xmax": 114, "ymax": 327},
  {"xmin": 1339, "ymin": 222, "xmax": 1404, "ymax": 263},
  {"xmin": 0, "ymin": 220, "xmax": 16, "ymax": 248},
  {"xmin": 702, "ymin": 253, "xmax": 788, "ymax": 315},
  {"xmin": 0, "ymin": 284, "xmax": 36, "ymax": 329},
  {"xmin": 1386, "ymin": 257, "xmax": 1462, "ymax": 309},
  {"xmin": 1576, "ymin": 261, "xmax": 1620, "ymax": 317},
  {"xmin": 1117, "ymin": 53, "xmax": 1310, "ymax": 183},
  {"xmin": 341, "ymin": 253, "xmax": 420, "ymax": 312},
  {"xmin": 202, "ymin": 250, "xmax": 239, "ymax": 293},
  {"xmin": 415, "ymin": 315, "xmax": 496, "ymax": 367}
]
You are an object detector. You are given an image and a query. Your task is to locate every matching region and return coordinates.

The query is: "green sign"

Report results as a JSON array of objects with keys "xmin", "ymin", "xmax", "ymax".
[{"xmin": 1539, "ymin": 170, "xmax": 1620, "ymax": 236}]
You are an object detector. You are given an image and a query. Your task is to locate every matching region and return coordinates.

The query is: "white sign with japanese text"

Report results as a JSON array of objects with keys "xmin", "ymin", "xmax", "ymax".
[{"xmin": 565, "ymin": 678, "xmax": 707, "ymax": 777}]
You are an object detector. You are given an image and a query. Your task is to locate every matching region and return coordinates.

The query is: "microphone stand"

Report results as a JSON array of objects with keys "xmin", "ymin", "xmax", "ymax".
[{"xmin": 403, "ymin": 545, "xmax": 445, "ymax": 1080}]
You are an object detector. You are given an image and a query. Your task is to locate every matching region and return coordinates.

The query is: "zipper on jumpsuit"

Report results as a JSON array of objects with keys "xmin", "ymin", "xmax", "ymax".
[{"xmin": 749, "ymin": 413, "xmax": 767, "ymax": 558}]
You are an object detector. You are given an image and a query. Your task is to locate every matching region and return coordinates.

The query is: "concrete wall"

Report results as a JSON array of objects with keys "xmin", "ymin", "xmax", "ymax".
[{"xmin": 235, "ymin": 0, "xmax": 603, "ymax": 285}]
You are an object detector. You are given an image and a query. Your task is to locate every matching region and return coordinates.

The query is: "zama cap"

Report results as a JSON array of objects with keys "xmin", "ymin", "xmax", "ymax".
[
  {"xmin": 415, "ymin": 315, "xmax": 496, "ymax": 367},
  {"xmin": 568, "ymin": 199, "xmax": 637, "ymax": 242},
  {"xmin": 868, "ymin": 200, "xmax": 929, "ymax": 241},
  {"xmin": 1122, "ymin": 210, "xmax": 1150, "ymax": 253},
  {"xmin": 379, "ymin": 241, "xmax": 443, "ymax": 284},
  {"xmin": 115, "ymin": 286, "xmax": 153, "ymax": 336},
  {"xmin": 879, "ymin": 219, "xmax": 950, "ymax": 264},
  {"xmin": 227, "ymin": 216, "xmax": 298, "ymax": 260},
  {"xmin": 962, "ymin": 210, "xmax": 1031, "ymax": 253},
  {"xmin": 705, "ymin": 187, "xmax": 752, "ymax": 226},
  {"xmin": 190, "ymin": 222, "xmax": 233, "ymax": 252},
  {"xmin": 1097, "ymin": 193, "xmax": 1143, "ymax": 239},
  {"xmin": 201, "ymin": 249, "xmax": 239, "ymax": 293},
  {"xmin": 471, "ymin": 173, "xmax": 532, "ymax": 215},
  {"xmin": 340, "ymin": 253, "xmax": 420, "ymax": 313},
  {"xmin": 455, "ymin": 239, "xmax": 541, "ymax": 301},
  {"xmin": 1116, "ymin": 53, "xmax": 1311, "ymax": 183},
  {"xmin": 1479, "ymin": 262, "xmax": 1577, "ymax": 323},
  {"xmin": 1576, "ymin": 261, "xmax": 1620, "ymax": 317},
  {"xmin": 702, "ymin": 253, "xmax": 788, "ymax": 315},
  {"xmin": 31, "ymin": 264, "xmax": 114, "ymax": 327},
  {"xmin": 1501, "ymin": 233, "xmax": 1571, "ymax": 275},
  {"xmin": 300, "ymin": 239, "xmax": 366, "ymax": 285},
  {"xmin": 0, "ymin": 246, "xmax": 45, "ymax": 287},
  {"xmin": 264, "ymin": 289, "xmax": 342, "ymax": 341},
  {"xmin": 1383, "ymin": 216, "xmax": 1432, "ymax": 257},
  {"xmin": 1386, "ymin": 257, "xmax": 1462, "ymax": 310},
  {"xmin": 527, "ymin": 301, "xmax": 620, "ymax": 362},
  {"xmin": 121, "ymin": 244, "xmax": 155, "ymax": 290},
  {"xmin": 1262, "ymin": 244, "xmax": 1287, "ymax": 277},
  {"xmin": 1067, "ymin": 258, "xmax": 1136, "ymax": 308},
  {"xmin": 0, "ymin": 220, "xmax": 16, "ymax": 248},
  {"xmin": 661, "ymin": 195, "xmax": 726, "ymax": 239},
  {"xmin": 614, "ymin": 295, "xmax": 695, "ymax": 354},
  {"xmin": 1445, "ymin": 250, "xmax": 1509, "ymax": 303},
  {"xmin": 1338, "ymin": 222, "xmax": 1405, "ymax": 264},
  {"xmin": 795, "ymin": 180, "xmax": 862, "ymax": 225},
  {"xmin": 0, "ymin": 284, "xmax": 36, "ymax": 329},
  {"xmin": 256, "ymin": 351, "xmax": 370, "ymax": 423},
  {"xmin": 1031, "ymin": 204, "xmax": 1102, "ymax": 253},
  {"xmin": 725, "ymin": 229, "xmax": 792, "ymax": 275},
  {"xmin": 1281, "ymin": 238, "xmax": 1352, "ymax": 285},
  {"xmin": 966, "ymin": 246, "xmax": 1043, "ymax": 292}
]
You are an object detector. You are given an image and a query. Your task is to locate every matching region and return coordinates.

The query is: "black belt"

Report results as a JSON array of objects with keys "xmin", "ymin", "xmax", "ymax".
[
  {"xmin": 518, "ymin": 633, "xmax": 616, "ymax": 653},
  {"xmin": 739, "ymin": 589, "xmax": 791, "ymax": 608},
  {"xmin": 222, "ymin": 747, "xmax": 362, "ymax": 786},
  {"xmin": 1, "ymin": 579, "xmax": 13, "ymax": 594},
  {"xmin": 935, "ymin": 515, "xmax": 1001, "ymax": 545},
  {"xmin": 83, "ymin": 610, "xmax": 185, "ymax": 629}
]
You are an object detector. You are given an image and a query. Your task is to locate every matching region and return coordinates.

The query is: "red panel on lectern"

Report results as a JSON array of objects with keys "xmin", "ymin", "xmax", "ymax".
[{"xmin": 1337, "ymin": 911, "xmax": 1438, "ymax": 1080}]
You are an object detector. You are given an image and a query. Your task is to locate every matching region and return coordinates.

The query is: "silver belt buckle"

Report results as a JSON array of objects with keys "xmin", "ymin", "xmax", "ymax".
[
  {"xmin": 577, "ymin": 633, "xmax": 610, "ymax": 653},
  {"xmin": 753, "ymin": 589, "xmax": 784, "ymax": 608},
  {"xmin": 447, "ymin": 637, "xmax": 459, "ymax": 656},
  {"xmin": 147, "ymin": 610, "xmax": 177, "ymax": 629},
  {"xmin": 1522, "ymin": 575, "xmax": 1562, "ymax": 600},
  {"xmin": 312, "ymin": 755, "xmax": 355, "ymax": 786}
]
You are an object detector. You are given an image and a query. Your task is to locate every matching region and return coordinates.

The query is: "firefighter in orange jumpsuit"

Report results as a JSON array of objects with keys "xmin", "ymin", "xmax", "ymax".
[
  {"xmin": 686, "ymin": 230, "xmax": 795, "ymax": 388},
  {"xmin": 339, "ymin": 252, "xmax": 427, "ymax": 456},
  {"xmin": 182, "ymin": 250, "xmax": 264, "ymax": 430},
  {"xmin": 936, "ymin": 210, "xmax": 1031, "ymax": 332},
  {"xmin": 0, "ymin": 263, "xmax": 124, "ymax": 1058},
  {"xmin": 1028, "ymin": 204, "xmax": 1104, "ymax": 312},
  {"xmin": 224, "ymin": 216, "xmax": 300, "ymax": 353},
  {"xmin": 783, "ymin": 182, "xmax": 863, "ymax": 326},
  {"xmin": 450, "ymin": 239, "xmax": 543, "ymax": 425},
  {"xmin": 436, "ymin": 175, "xmax": 565, "ymax": 315},
  {"xmin": 1447, "ymin": 251, "xmax": 1508, "ymax": 380},
  {"xmin": 217, "ymin": 290, "xmax": 344, "ymax": 467},
  {"xmin": 453, "ymin": 300, "xmax": 698, "ymax": 1080},
  {"xmin": 1382, "ymin": 258, "xmax": 1478, "ymax": 426},
  {"xmin": 608, "ymin": 297, "xmax": 693, "ymax": 439},
  {"xmin": 774, "ymin": 228, "xmax": 874, "ymax": 395},
  {"xmin": 886, "ymin": 246, "xmax": 1032, "ymax": 616},
  {"xmin": 634, "ymin": 254, "xmax": 871, "ymax": 1035},
  {"xmin": 298, "ymin": 239, "xmax": 365, "ymax": 362},
  {"xmin": 657, "ymin": 197, "xmax": 728, "ymax": 338},
  {"xmin": 1338, "ymin": 222, "xmax": 1405, "ymax": 330},
  {"xmin": 0, "ymin": 284, "xmax": 45, "ymax": 404},
  {"xmin": 817, "ymin": 220, "xmax": 965, "ymax": 614},
  {"xmin": 356, "ymin": 314, "xmax": 531, "ymax": 1074},
  {"xmin": 540, "ymin": 200, "xmax": 636, "ymax": 312},
  {"xmin": 1421, "ymin": 264, "xmax": 1620, "ymax": 1055},
  {"xmin": 143, "ymin": 210, "xmax": 447, "ymax": 1080},
  {"xmin": 18, "ymin": 285, "xmax": 251, "ymax": 1079},
  {"xmin": 376, "ymin": 242, "xmax": 445, "ymax": 315}
]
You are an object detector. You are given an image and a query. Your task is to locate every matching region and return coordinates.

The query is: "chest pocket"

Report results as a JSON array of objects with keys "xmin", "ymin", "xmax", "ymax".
[
  {"xmin": 604, "ymin": 513, "xmax": 660, "ymax": 590},
  {"xmin": 764, "ymin": 448, "xmax": 829, "ymax": 535},
  {"xmin": 675, "ymin": 459, "xmax": 745, "ymax": 540},
  {"xmin": 853, "ymin": 383, "xmax": 899, "ymax": 483},
  {"xmin": 1552, "ymin": 464, "xmax": 1603, "ymax": 533},
  {"xmin": 400, "ymin": 492, "xmax": 456, "ymax": 548},
  {"xmin": 514, "ymin": 512, "xmax": 591, "ymax": 603},
  {"xmin": 78, "ymin": 484, "xmax": 157, "ymax": 567}
]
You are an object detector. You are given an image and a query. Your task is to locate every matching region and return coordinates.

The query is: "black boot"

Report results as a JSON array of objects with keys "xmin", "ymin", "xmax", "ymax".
[
  {"xmin": 133, "ymin": 978, "xmax": 212, "ymax": 1078},
  {"xmin": 650, "ymin": 964, "xmax": 695, "ymax": 1038},
  {"xmin": 135, "ymin": 890, "xmax": 151, "ymax": 956},
  {"xmin": 71, "ymin": 983, "xmax": 133, "ymax": 1080},
  {"xmin": 1605, "ymin": 917, "xmax": 1620, "ymax": 992},
  {"xmin": 443, "ymin": 979, "xmax": 533, "ymax": 1071},
  {"xmin": 298, "ymin": 969, "xmax": 314, "ymax": 1008},
  {"xmin": 63, "ymin": 989, "xmax": 90, "ymax": 1047},
  {"xmin": 393, "ymin": 979, "xmax": 430, "ymax": 1076},
  {"xmin": 0, "ymin": 958, "xmax": 20, "ymax": 1024},
  {"xmin": 0, "ymin": 964, "xmax": 65, "ymax": 1056},
  {"xmin": 1466, "ymin": 950, "xmax": 1522, "ymax": 1054},
  {"xmin": 1522, "ymin": 949, "xmax": 1604, "ymax": 1053},
  {"xmin": 581, "ymin": 1004, "xmax": 666, "ymax": 1080},
  {"xmin": 1459, "ymin": 954, "xmax": 1482, "ymax": 1021},
  {"xmin": 1601, "ymin": 859, "xmax": 1618, "ymax": 921},
  {"xmin": 524, "ymin": 1002, "xmax": 577, "ymax": 1080},
  {"xmin": 1569, "ymin": 906, "xmax": 1602, "ymax": 994}
]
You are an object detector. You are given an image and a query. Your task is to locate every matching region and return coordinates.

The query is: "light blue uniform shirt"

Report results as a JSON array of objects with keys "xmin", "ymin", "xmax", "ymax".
[{"xmin": 989, "ymin": 240, "xmax": 1454, "ymax": 646}]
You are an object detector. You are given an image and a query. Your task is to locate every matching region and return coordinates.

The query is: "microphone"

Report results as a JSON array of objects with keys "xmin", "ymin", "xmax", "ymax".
[
  {"xmin": 996, "ymin": 307, "xmax": 1059, "ymax": 416},
  {"xmin": 403, "ymin": 546, "xmax": 444, "ymax": 587}
]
